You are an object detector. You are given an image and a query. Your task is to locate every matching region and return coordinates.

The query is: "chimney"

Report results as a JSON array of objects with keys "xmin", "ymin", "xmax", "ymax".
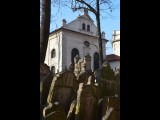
[
  {"xmin": 62, "ymin": 19, "xmax": 67, "ymax": 26},
  {"xmin": 83, "ymin": 8, "xmax": 88, "ymax": 14},
  {"xmin": 101, "ymin": 31, "xmax": 105, "ymax": 39}
]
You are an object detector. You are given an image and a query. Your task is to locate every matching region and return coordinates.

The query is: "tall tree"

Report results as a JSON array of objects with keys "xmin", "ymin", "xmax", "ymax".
[{"xmin": 40, "ymin": 0, "xmax": 51, "ymax": 63}]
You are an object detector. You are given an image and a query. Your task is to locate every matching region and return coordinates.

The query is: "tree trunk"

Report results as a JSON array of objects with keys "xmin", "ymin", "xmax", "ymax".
[
  {"xmin": 96, "ymin": 0, "xmax": 103, "ymax": 68},
  {"xmin": 40, "ymin": 0, "xmax": 51, "ymax": 63}
]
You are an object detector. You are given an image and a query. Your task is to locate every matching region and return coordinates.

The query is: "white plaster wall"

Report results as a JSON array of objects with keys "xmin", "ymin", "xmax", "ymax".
[
  {"xmin": 112, "ymin": 30, "xmax": 120, "ymax": 56},
  {"xmin": 113, "ymin": 41, "xmax": 120, "ymax": 56},
  {"xmin": 63, "ymin": 30, "xmax": 102, "ymax": 71},
  {"xmin": 45, "ymin": 30, "xmax": 107, "ymax": 72},
  {"xmin": 44, "ymin": 32, "xmax": 63, "ymax": 73},
  {"xmin": 109, "ymin": 61, "xmax": 120, "ymax": 71},
  {"xmin": 65, "ymin": 14, "xmax": 97, "ymax": 37}
]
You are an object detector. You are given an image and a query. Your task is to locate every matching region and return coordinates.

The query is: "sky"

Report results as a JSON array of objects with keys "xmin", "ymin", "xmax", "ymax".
[{"xmin": 49, "ymin": 0, "xmax": 120, "ymax": 55}]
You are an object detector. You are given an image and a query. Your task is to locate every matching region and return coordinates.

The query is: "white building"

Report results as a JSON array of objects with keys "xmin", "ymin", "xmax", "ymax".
[
  {"xmin": 106, "ymin": 30, "xmax": 120, "ymax": 72},
  {"xmin": 112, "ymin": 30, "xmax": 120, "ymax": 56},
  {"xmin": 106, "ymin": 54, "xmax": 120, "ymax": 72},
  {"xmin": 44, "ymin": 10, "xmax": 108, "ymax": 73}
]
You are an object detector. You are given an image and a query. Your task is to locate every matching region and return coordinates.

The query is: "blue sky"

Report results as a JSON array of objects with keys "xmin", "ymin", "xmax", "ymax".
[{"xmin": 50, "ymin": 0, "xmax": 120, "ymax": 55}]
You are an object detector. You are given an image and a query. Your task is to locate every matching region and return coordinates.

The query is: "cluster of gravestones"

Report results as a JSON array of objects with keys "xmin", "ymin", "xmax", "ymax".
[{"xmin": 40, "ymin": 55, "xmax": 120, "ymax": 120}]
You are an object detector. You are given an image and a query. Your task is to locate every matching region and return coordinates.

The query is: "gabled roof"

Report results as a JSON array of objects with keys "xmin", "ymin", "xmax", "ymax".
[
  {"xmin": 64, "ymin": 13, "xmax": 96, "ymax": 29},
  {"xmin": 106, "ymin": 54, "xmax": 120, "ymax": 62},
  {"xmin": 77, "ymin": 13, "xmax": 94, "ymax": 22}
]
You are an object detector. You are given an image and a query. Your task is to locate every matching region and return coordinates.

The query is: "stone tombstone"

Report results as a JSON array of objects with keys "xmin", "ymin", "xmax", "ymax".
[
  {"xmin": 97, "ymin": 98, "xmax": 104, "ymax": 120},
  {"xmin": 40, "ymin": 63, "xmax": 53, "ymax": 119},
  {"xmin": 48, "ymin": 63, "xmax": 78, "ymax": 115},
  {"xmin": 94, "ymin": 69, "xmax": 101, "ymax": 83},
  {"xmin": 101, "ymin": 96, "xmax": 120, "ymax": 120},
  {"xmin": 67, "ymin": 99, "xmax": 77, "ymax": 120},
  {"xmin": 40, "ymin": 63, "xmax": 53, "ymax": 105},
  {"xmin": 43, "ymin": 102, "xmax": 67, "ymax": 120},
  {"xmin": 47, "ymin": 73, "xmax": 61, "ymax": 104},
  {"xmin": 101, "ymin": 96, "xmax": 110, "ymax": 118},
  {"xmin": 77, "ymin": 71, "xmax": 95, "ymax": 84},
  {"xmin": 108, "ymin": 96, "xmax": 120, "ymax": 120},
  {"xmin": 83, "ymin": 53, "xmax": 91, "ymax": 71},
  {"xmin": 74, "ymin": 55, "xmax": 81, "ymax": 77},
  {"xmin": 75, "ymin": 77, "xmax": 100, "ymax": 120},
  {"xmin": 67, "ymin": 83, "xmax": 84, "ymax": 120}
]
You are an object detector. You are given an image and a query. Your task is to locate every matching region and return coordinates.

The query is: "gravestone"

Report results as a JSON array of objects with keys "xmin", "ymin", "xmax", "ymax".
[
  {"xmin": 47, "ymin": 73, "xmax": 61, "ymax": 104},
  {"xmin": 47, "ymin": 63, "xmax": 78, "ymax": 114},
  {"xmin": 40, "ymin": 63, "xmax": 53, "ymax": 119},
  {"xmin": 75, "ymin": 77, "xmax": 100, "ymax": 120},
  {"xmin": 74, "ymin": 55, "xmax": 81, "ymax": 77},
  {"xmin": 43, "ymin": 102, "xmax": 66, "ymax": 120},
  {"xmin": 101, "ymin": 96, "xmax": 120, "ymax": 120},
  {"xmin": 67, "ymin": 99, "xmax": 77, "ymax": 120},
  {"xmin": 82, "ymin": 54, "xmax": 91, "ymax": 72},
  {"xmin": 77, "ymin": 71, "xmax": 95, "ymax": 84},
  {"xmin": 74, "ymin": 53, "xmax": 92, "ymax": 78}
]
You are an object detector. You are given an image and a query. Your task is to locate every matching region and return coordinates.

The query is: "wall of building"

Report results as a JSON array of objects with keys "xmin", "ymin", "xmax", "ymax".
[
  {"xmin": 112, "ymin": 30, "xmax": 120, "ymax": 56},
  {"xmin": 65, "ymin": 14, "xmax": 97, "ymax": 37},
  {"xmin": 44, "ymin": 32, "xmax": 63, "ymax": 73},
  {"xmin": 113, "ymin": 42, "xmax": 120, "ymax": 56},
  {"xmin": 63, "ymin": 30, "xmax": 102, "ymax": 71},
  {"xmin": 109, "ymin": 61, "xmax": 120, "ymax": 72}
]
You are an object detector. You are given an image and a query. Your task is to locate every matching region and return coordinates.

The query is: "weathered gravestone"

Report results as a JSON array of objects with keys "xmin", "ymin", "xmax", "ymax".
[
  {"xmin": 40, "ymin": 63, "xmax": 53, "ymax": 119},
  {"xmin": 74, "ymin": 55, "xmax": 81, "ymax": 77},
  {"xmin": 47, "ymin": 73, "xmax": 61, "ymax": 104},
  {"xmin": 67, "ymin": 99, "xmax": 77, "ymax": 120},
  {"xmin": 74, "ymin": 54, "xmax": 95, "ymax": 84},
  {"xmin": 47, "ymin": 63, "xmax": 78, "ymax": 114},
  {"xmin": 43, "ymin": 102, "xmax": 66, "ymax": 120},
  {"xmin": 75, "ymin": 76, "xmax": 100, "ymax": 120},
  {"xmin": 101, "ymin": 96, "xmax": 120, "ymax": 120},
  {"xmin": 77, "ymin": 68, "xmax": 95, "ymax": 84}
]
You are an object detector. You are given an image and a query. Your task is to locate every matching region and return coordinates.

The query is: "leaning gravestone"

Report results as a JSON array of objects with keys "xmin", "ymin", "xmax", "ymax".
[
  {"xmin": 67, "ymin": 99, "xmax": 77, "ymax": 120},
  {"xmin": 101, "ymin": 96, "xmax": 120, "ymax": 120},
  {"xmin": 74, "ymin": 55, "xmax": 81, "ymax": 77},
  {"xmin": 75, "ymin": 76, "xmax": 100, "ymax": 120},
  {"xmin": 77, "ymin": 69, "xmax": 95, "ymax": 84},
  {"xmin": 40, "ymin": 63, "xmax": 53, "ymax": 119},
  {"xmin": 47, "ymin": 73, "xmax": 61, "ymax": 104},
  {"xmin": 47, "ymin": 63, "xmax": 78, "ymax": 115},
  {"xmin": 43, "ymin": 102, "xmax": 66, "ymax": 120}
]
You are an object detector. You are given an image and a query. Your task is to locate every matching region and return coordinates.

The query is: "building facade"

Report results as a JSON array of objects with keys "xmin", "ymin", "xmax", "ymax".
[
  {"xmin": 106, "ymin": 30, "xmax": 120, "ymax": 72},
  {"xmin": 112, "ymin": 30, "xmax": 120, "ymax": 56},
  {"xmin": 45, "ymin": 11, "xmax": 108, "ymax": 73},
  {"xmin": 106, "ymin": 54, "xmax": 120, "ymax": 72}
]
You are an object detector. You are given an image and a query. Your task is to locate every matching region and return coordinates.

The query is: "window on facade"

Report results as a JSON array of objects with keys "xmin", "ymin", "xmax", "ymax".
[
  {"xmin": 87, "ymin": 25, "xmax": 90, "ymax": 31},
  {"xmin": 71, "ymin": 48, "xmax": 79, "ymax": 64},
  {"xmin": 51, "ymin": 49, "xmax": 56, "ymax": 58},
  {"xmin": 51, "ymin": 66, "xmax": 55, "ymax": 74},
  {"xmin": 84, "ymin": 41, "xmax": 90, "ymax": 47},
  {"xmin": 82, "ymin": 23, "xmax": 85, "ymax": 30},
  {"xmin": 94, "ymin": 52, "xmax": 99, "ymax": 71}
]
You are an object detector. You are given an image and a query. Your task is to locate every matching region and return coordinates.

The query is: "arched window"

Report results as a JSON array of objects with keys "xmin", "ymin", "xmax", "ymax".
[
  {"xmin": 51, "ymin": 49, "xmax": 56, "ymax": 58},
  {"xmin": 94, "ymin": 52, "xmax": 99, "ymax": 70},
  {"xmin": 87, "ymin": 25, "xmax": 90, "ymax": 31},
  {"xmin": 82, "ymin": 23, "xmax": 85, "ymax": 30},
  {"xmin": 51, "ymin": 66, "xmax": 55, "ymax": 74},
  {"xmin": 71, "ymin": 48, "xmax": 79, "ymax": 64}
]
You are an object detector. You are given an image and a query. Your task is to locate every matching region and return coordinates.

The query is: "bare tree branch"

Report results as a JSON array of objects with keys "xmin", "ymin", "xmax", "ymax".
[
  {"xmin": 89, "ymin": 39, "xmax": 99, "ymax": 50},
  {"xmin": 75, "ymin": 0, "xmax": 97, "ymax": 14}
]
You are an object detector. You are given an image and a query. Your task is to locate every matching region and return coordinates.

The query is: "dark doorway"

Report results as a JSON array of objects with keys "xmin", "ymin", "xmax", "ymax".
[{"xmin": 71, "ymin": 48, "xmax": 79, "ymax": 64}]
